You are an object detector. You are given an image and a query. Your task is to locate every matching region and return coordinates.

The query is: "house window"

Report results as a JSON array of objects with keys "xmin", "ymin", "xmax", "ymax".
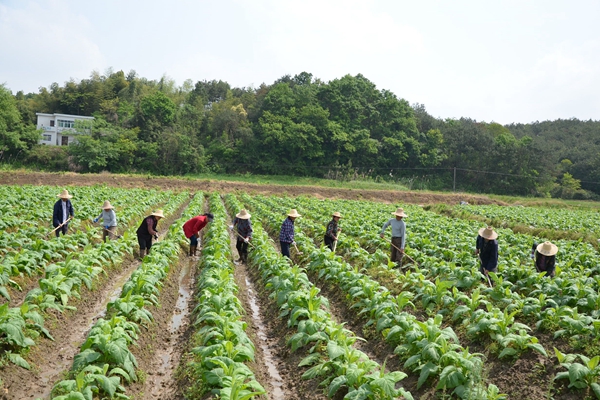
[
  {"xmin": 50, "ymin": 120, "xmax": 55, "ymax": 127},
  {"xmin": 57, "ymin": 119, "xmax": 75, "ymax": 128},
  {"xmin": 42, "ymin": 134, "xmax": 52, "ymax": 141}
]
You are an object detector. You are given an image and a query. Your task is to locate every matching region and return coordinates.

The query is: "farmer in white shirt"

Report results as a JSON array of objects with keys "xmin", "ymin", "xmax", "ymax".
[{"xmin": 379, "ymin": 208, "xmax": 407, "ymax": 268}]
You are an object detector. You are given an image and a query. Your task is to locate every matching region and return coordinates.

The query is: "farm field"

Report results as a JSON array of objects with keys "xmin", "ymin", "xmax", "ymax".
[{"xmin": 0, "ymin": 173, "xmax": 599, "ymax": 400}]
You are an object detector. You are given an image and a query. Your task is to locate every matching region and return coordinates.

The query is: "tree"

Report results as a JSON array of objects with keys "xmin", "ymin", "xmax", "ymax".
[{"xmin": 0, "ymin": 84, "xmax": 40, "ymax": 161}]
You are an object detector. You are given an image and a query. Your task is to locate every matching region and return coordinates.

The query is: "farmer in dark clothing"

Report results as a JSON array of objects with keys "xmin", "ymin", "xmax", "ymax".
[
  {"xmin": 182, "ymin": 213, "xmax": 213, "ymax": 258},
  {"xmin": 324, "ymin": 212, "xmax": 342, "ymax": 251},
  {"xmin": 531, "ymin": 241, "xmax": 558, "ymax": 277},
  {"xmin": 232, "ymin": 209, "xmax": 252, "ymax": 263},
  {"xmin": 52, "ymin": 189, "xmax": 74, "ymax": 237},
  {"xmin": 279, "ymin": 209, "xmax": 301, "ymax": 258},
  {"xmin": 136, "ymin": 210, "xmax": 164, "ymax": 259},
  {"xmin": 475, "ymin": 226, "xmax": 498, "ymax": 277}
]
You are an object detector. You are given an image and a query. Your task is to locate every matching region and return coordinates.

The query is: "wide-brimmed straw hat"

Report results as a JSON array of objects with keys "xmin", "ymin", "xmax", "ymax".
[
  {"xmin": 332, "ymin": 212, "xmax": 342, "ymax": 218},
  {"xmin": 236, "ymin": 209, "xmax": 251, "ymax": 219},
  {"xmin": 151, "ymin": 210, "xmax": 165, "ymax": 219},
  {"xmin": 288, "ymin": 209, "xmax": 301, "ymax": 218},
  {"xmin": 537, "ymin": 241, "xmax": 558, "ymax": 256},
  {"xmin": 478, "ymin": 226, "xmax": 498, "ymax": 240},
  {"xmin": 102, "ymin": 200, "xmax": 114, "ymax": 210},
  {"xmin": 392, "ymin": 208, "xmax": 407, "ymax": 217},
  {"xmin": 57, "ymin": 189, "xmax": 73, "ymax": 199}
]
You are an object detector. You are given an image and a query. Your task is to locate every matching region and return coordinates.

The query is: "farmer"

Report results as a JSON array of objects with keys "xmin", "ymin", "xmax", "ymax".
[
  {"xmin": 93, "ymin": 200, "xmax": 118, "ymax": 242},
  {"xmin": 379, "ymin": 208, "xmax": 407, "ymax": 267},
  {"xmin": 232, "ymin": 209, "xmax": 252, "ymax": 263},
  {"xmin": 136, "ymin": 210, "xmax": 164, "ymax": 259},
  {"xmin": 324, "ymin": 212, "xmax": 342, "ymax": 251},
  {"xmin": 182, "ymin": 213, "xmax": 214, "ymax": 258},
  {"xmin": 52, "ymin": 189, "xmax": 74, "ymax": 237},
  {"xmin": 475, "ymin": 226, "xmax": 499, "ymax": 278},
  {"xmin": 531, "ymin": 241, "xmax": 558, "ymax": 277},
  {"xmin": 279, "ymin": 209, "xmax": 301, "ymax": 258}
]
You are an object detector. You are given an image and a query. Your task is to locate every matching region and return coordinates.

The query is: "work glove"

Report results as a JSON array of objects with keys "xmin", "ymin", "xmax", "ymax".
[
  {"xmin": 244, "ymin": 237, "xmax": 249, "ymax": 243},
  {"xmin": 154, "ymin": 234, "xmax": 158, "ymax": 240},
  {"xmin": 292, "ymin": 241, "xmax": 296, "ymax": 246},
  {"xmin": 229, "ymin": 225, "xmax": 234, "ymax": 230},
  {"xmin": 104, "ymin": 225, "xmax": 110, "ymax": 230},
  {"xmin": 93, "ymin": 218, "xmax": 98, "ymax": 223}
]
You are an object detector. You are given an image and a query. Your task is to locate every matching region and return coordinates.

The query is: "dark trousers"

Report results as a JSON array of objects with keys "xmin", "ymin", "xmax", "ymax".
[
  {"xmin": 236, "ymin": 238, "xmax": 249, "ymax": 258},
  {"xmin": 324, "ymin": 236, "xmax": 335, "ymax": 251},
  {"xmin": 55, "ymin": 223, "xmax": 68, "ymax": 237},
  {"xmin": 138, "ymin": 234, "xmax": 153, "ymax": 251},
  {"xmin": 390, "ymin": 237, "xmax": 404, "ymax": 262},
  {"xmin": 280, "ymin": 241, "xmax": 291, "ymax": 258}
]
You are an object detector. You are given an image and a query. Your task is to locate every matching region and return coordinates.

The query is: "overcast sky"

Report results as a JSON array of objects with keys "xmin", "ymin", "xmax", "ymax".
[{"xmin": 1, "ymin": 0, "xmax": 599, "ymax": 124}]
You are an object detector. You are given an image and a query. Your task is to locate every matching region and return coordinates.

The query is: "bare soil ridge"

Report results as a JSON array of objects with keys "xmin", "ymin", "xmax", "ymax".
[{"xmin": 0, "ymin": 171, "xmax": 503, "ymax": 205}]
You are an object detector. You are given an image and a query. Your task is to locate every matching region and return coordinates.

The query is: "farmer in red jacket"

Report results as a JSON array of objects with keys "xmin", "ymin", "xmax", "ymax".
[{"xmin": 182, "ymin": 213, "xmax": 214, "ymax": 258}]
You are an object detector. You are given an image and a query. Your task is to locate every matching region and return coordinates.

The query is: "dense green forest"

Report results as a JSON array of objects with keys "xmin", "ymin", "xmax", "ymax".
[{"xmin": 1, "ymin": 69, "xmax": 599, "ymax": 198}]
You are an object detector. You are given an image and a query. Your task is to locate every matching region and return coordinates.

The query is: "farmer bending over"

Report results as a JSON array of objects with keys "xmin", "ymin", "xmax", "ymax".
[
  {"xmin": 136, "ymin": 210, "xmax": 164, "ymax": 259},
  {"xmin": 183, "ymin": 213, "xmax": 214, "ymax": 258},
  {"xmin": 531, "ymin": 241, "xmax": 558, "ymax": 277}
]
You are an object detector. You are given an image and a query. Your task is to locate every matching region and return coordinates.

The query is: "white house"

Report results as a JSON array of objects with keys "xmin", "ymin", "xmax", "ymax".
[{"xmin": 36, "ymin": 113, "xmax": 95, "ymax": 146}]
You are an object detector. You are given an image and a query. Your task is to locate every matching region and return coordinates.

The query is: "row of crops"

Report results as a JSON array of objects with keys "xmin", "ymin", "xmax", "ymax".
[
  {"xmin": 238, "ymin": 194, "xmax": 600, "ymax": 399},
  {"xmin": 2, "ymin": 184, "xmax": 600, "ymax": 399}
]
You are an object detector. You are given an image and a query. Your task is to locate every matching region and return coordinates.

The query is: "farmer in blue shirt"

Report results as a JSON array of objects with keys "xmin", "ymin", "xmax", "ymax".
[
  {"xmin": 475, "ymin": 226, "xmax": 498, "ymax": 278},
  {"xmin": 93, "ymin": 200, "xmax": 118, "ymax": 242},
  {"xmin": 279, "ymin": 209, "xmax": 301, "ymax": 258},
  {"xmin": 379, "ymin": 208, "xmax": 407, "ymax": 268}
]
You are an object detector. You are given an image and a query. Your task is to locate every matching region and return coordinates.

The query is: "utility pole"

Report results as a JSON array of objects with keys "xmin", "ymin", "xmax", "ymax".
[{"xmin": 453, "ymin": 167, "xmax": 456, "ymax": 192}]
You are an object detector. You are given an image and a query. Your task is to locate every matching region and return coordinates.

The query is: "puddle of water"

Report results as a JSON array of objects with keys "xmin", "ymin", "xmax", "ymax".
[
  {"xmin": 245, "ymin": 276, "xmax": 286, "ymax": 400},
  {"xmin": 149, "ymin": 261, "xmax": 194, "ymax": 396},
  {"xmin": 171, "ymin": 262, "xmax": 192, "ymax": 333}
]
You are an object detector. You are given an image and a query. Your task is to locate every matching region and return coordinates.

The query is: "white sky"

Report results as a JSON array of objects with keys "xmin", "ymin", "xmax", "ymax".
[{"xmin": 1, "ymin": 0, "xmax": 599, "ymax": 124}]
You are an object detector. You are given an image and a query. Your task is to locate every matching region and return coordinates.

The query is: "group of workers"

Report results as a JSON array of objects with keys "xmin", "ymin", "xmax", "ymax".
[
  {"xmin": 52, "ymin": 189, "xmax": 559, "ymax": 277},
  {"xmin": 475, "ymin": 226, "xmax": 558, "ymax": 278}
]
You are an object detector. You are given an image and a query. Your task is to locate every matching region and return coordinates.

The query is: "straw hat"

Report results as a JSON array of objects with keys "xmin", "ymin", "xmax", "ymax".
[
  {"xmin": 102, "ymin": 200, "xmax": 114, "ymax": 210},
  {"xmin": 236, "ymin": 209, "xmax": 251, "ymax": 219},
  {"xmin": 478, "ymin": 226, "xmax": 498, "ymax": 240},
  {"xmin": 332, "ymin": 212, "xmax": 342, "ymax": 218},
  {"xmin": 537, "ymin": 241, "xmax": 558, "ymax": 256},
  {"xmin": 57, "ymin": 189, "xmax": 73, "ymax": 199},
  {"xmin": 392, "ymin": 208, "xmax": 407, "ymax": 217},
  {"xmin": 151, "ymin": 210, "xmax": 165, "ymax": 219},
  {"xmin": 288, "ymin": 209, "xmax": 301, "ymax": 218}
]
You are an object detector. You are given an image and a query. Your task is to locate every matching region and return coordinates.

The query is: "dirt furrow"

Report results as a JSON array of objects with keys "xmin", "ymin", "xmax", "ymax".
[
  {"xmin": 126, "ymin": 254, "xmax": 197, "ymax": 400},
  {"xmin": 0, "ymin": 255, "xmax": 140, "ymax": 399},
  {"xmin": 0, "ymin": 197, "xmax": 190, "ymax": 399},
  {"xmin": 125, "ymin": 196, "xmax": 198, "ymax": 400}
]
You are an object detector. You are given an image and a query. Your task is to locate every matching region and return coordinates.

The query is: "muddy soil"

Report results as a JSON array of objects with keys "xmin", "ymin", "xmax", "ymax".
[
  {"xmin": 225, "ymin": 212, "xmax": 286, "ymax": 400},
  {"xmin": 0, "ymin": 255, "xmax": 140, "ymax": 399},
  {"xmin": 0, "ymin": 171, "xmax": 503, "ymax": 206},
  {"xmin": 0, "ymin": 198, "xmax": 188, "ymax": 400},
  {"xmin": 126, "ymin": 253, "xmax": 197, "ymax": 400},
  {"xmin": 242, "ymin": 263, "xmax": 330, "ymax": 400}
]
